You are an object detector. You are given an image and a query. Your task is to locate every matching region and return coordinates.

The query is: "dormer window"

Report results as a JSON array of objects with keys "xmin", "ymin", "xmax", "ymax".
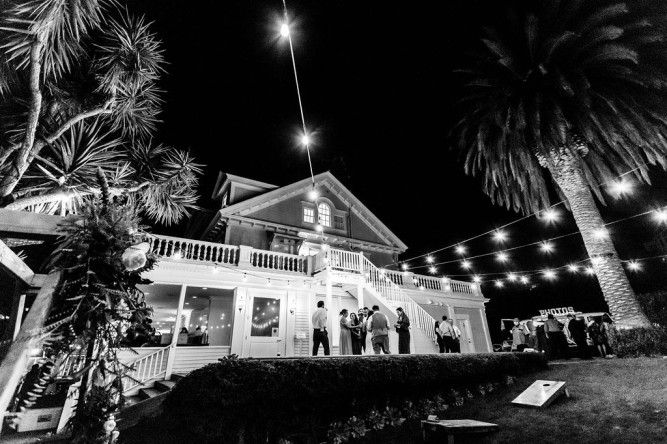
[
  {"xmin": 318, "ymin": 203, "xmax": 331, "ymax": 227},
  {"xmin": 303, "ymin": 207, "xmax": 315, "ymax": 224}
]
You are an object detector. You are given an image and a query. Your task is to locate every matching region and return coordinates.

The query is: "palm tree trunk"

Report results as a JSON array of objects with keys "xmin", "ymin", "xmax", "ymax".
[{"xmin": 545, "ymin": 144, "xmax": 651, "ymax": 329}]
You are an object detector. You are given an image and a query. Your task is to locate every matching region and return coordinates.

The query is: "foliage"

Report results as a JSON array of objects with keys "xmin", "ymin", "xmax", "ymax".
[
  {"xmin": 123, "ymin": 353, "xmax": 547, "ymax": 443},
  {"xmin": 0, "ymin": 0, "xmax": 202, "ymax": 224},
  {"xmin": 637, "ymin": 291, "xmax": 667, "ymax": 327},
  {"xmin": 26, "ymin": 189, "xmax": 157, "ymax": 442},
  {"xmin": 608, "ymin": 327, "xmax": 667, "ymax": 358},
  {"xmin": 451, "ymin": 0, "xmax": 667, "ymax": 213}
]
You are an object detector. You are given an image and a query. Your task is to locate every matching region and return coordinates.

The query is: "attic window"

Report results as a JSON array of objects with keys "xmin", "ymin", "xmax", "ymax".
[
  {"xmin": 334, "ymin": 215, "xmax": 344, "ymax": 230},
  {"xmin": 318, "ymin": 203, "xmax": 331, "ymax": 227},
  {"xmin": 303, "ymin": 207, "xmax": 314, "ymax": 224}
]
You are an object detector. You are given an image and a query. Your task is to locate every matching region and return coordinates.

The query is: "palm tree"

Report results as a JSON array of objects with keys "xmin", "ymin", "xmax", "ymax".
[
  {"xmin": 0, "ymin": 0, "xmax": 200, "ymax": 224},
  {"xmin": 452, "ymin": 0, "xmax": 667, "ymax": 328}
]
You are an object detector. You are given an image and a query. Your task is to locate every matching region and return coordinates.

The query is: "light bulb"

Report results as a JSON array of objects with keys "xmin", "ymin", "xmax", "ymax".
[
  {"xmin": 496, "ymin": 252, "xmax": 508, "ymax": 262},
  {"xmin": 280, "ymin": 23, "xmax": 289, "ymax": 37},
  {"xmin": 455, "ymin": 245, "xmax": 466, "ymax": 255},
  {"xmin": 493, "ymin": 230, "xmax": 507, "ymax": 242},
  {"xmin": 308, "ymin": 189, "xmax": 318, "ymax": 200},
  {"xmin": 495, "ymin": 280, "xmax": 504, "ymax": 288},
  {"xmin": 301, "ymin": 134, "xmax": 310, "ymax": 146},
  {"xmin": 567, "ymin": 264, "xmax": 578, "ymax": 273}
]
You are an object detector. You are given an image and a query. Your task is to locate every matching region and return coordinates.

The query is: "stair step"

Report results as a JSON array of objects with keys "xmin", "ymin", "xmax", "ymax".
[
  {"xmin": 170, "ymin": 373, "xmax": 185, "ymax": 381},
  {"xmin": 138, "ymin": 388, "xmax": 162, "ymax": 400},
  {"xmin": 124, "ymin": 395, "xmax": 143, "ymax": 407},
  {"xmin": 154, "ymin": 380, "xmax": 176, "ymax": 392}
]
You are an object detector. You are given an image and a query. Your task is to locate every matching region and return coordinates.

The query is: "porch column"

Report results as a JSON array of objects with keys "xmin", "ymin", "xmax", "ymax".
[
  {"xmin": 325, "ymin": 270, "xmax": 334, "ymax": 342},
  {"xmin": 165, "ymin": 284, "xmax": 187, "ymax": 380},
  {"xmin": 357, "ymin": 282, "xmax": 365, "ymax": 310},
  {"xmin": 357, "ymin": 253, "xmax": 365, "ymax": 310},
  {"xmin": 230, "ymin": 287, "xmax": 247, "ymax": 356},
  {"xmin": 480, "ymin": 306, "xmax": 493, "ymax": 352}
]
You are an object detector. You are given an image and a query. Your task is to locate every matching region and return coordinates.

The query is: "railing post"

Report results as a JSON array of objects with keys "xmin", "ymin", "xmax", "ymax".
[
  {"xmin": 238, "ymin": 245, "xmax": 253, "ymax": 269},
  {"xmin": 165, "ymin": 284, "xmax": 187, "ymax": 380}
]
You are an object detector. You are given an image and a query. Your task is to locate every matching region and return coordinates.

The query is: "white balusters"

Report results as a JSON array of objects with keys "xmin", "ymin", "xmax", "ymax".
[{"xmin": 122, "ymin": 346, "xmax": 170, "ymax": 393}]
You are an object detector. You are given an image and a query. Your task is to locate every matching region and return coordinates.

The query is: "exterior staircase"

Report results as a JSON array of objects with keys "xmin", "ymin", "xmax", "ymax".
[
  {"xmin": 321, "ymin": 249, "xmax": 440, "ymax": 354},
  {"xmin": 118, "ymin": 374, "xmax": 184, "ymax": 431}
]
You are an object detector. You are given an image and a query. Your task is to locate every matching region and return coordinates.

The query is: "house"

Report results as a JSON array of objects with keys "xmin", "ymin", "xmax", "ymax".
[{"xmin": 0, "ymin": 171, "xmax": 492, "ymax": 409}]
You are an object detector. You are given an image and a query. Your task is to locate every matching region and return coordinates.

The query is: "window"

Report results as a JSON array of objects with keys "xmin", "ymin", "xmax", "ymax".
[
  {"xmin": 303, "ymin": 207, "xmax": 314, "ymax": 223},
  {"xmin": 318, "ymin": 203, "xmax": 331, "ymax": 227},
  {"xmin": 334, "ymin": 215, "xmax": 345, "ymax": 230}
]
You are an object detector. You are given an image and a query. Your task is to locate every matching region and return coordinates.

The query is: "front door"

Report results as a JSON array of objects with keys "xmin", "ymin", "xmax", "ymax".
[
  {"xmin": 243, "ymin": 292, "xmax": 287, "ymax": 357},
  {"xmin": 457, "ymin": 315, "xmax": 475, "ymax": 353}
]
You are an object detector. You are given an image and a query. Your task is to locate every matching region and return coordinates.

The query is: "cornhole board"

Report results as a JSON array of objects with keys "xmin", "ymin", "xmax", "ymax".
[
  {"xmin": 511, "ymin": 380, "xmax": 569, "ymax": 408},
  {"xmin": 421, "ymin": 419, "xmax": 499, "ymax": 443}
]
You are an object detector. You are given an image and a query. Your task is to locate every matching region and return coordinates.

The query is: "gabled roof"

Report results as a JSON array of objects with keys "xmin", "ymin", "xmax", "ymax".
[
  {"xmin": 206, "ymin": 171, "xmax": 408, "ymax": 251},
  {"xmin": 211, "ymin": 172, "xmax": 279, "ymax": 201}
]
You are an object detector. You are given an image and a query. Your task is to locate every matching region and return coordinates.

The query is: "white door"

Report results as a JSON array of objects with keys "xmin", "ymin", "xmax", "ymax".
[
  {"xmin": 243, "ymin": 292, "xmax": 287, "ymax": 357},
  {"xmin": 457, "ymin": 315, "xmax": 475, "ymax": 353}
]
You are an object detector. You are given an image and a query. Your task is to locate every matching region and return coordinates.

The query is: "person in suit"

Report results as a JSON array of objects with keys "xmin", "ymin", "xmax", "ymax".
[
  {"xmin": 566, "ymin": 314, "xmax": 591, "ymax": 359},
  {"xmin": 358, "ymin": 307, "xmax": 368, "ymax": 353},
  {"xmin": 439, "ymin": 316, "xmax": 455, "ymax": 353},
  {"xmin": 370, "ymin": 305, "xmax": 391, "ymax": 354},
  {"xmin": 395, "ymin": 307, "xmax": 411, "ymax": 354}
]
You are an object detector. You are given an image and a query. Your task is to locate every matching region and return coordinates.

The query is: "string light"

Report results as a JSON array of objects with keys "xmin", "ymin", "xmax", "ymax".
[
  {"xmin": 610, "ymin": 180, "xmax": 633, "ymax": 196},
  {"xmin": 496, "ymin": 252, "xmax": 508, "ymax": 262},
  {"xmin": 429, "ymin": 266, "xmax": 437, "ymax": 274},
  {"xmin": 585, "ymin": 267, "xmax": 595, "ymax": 275},
  {"xmin": 493, "ymin": 230, "xmax": 507, "ymax": 242},
  {"xmin": 627, "ymin": 261, "xmax": 641, "ymax": 271},
  {"xmin": 654, "ymin": 209, "xmax": 667, "ymax": 223},
  {"xmin": 520, "ymin": 276, "xmax": 529, "ymax": 284},
  {"xmin": 540, "ymin": 242, "xmax": 553, "ymax": 253},
  {"xmin": 542, "ymin": 209, "xmax": 558, "ymax": 222},
  {"xmin": 593, "ymin": 229, "xmax": 607, "ymax": 239},
  {"xmin": 455, "ymin": 245, "xmax": 466, "ymax": 255},
  {"xmin": 461, "ymin": 260, "xmax": 472, "ymax": 269},
  {"xmin": 426, "ymin": 256, "xmax": 434, "ymax": 263},
  {"xmin": 494, "ymin": 280, "xmax": 504, "ymax": 288},
  {"xmin": 507, "ymin": 272, "xmax": 517, "ymax": 282},
  {"xmin": 280, "ymin": 23, "xmax": 290, "ymax": 37},
  {"xmin": 308, "ymin": 189, "xmax": 318, "ymax": 200},
  {"xmin": 401, "ymin": 263, "xmax": 409, "ymax": 271},
  {"xmin": 473, "ymin": 276, "xmax": 481, "ymax": 283},
  {"xmin": 567, "ymin": 264, "xmax": 578, "ymax": 273},
  {"xmin": 543, "ymin": 269, "xmax": 556, "ymax": 280}
]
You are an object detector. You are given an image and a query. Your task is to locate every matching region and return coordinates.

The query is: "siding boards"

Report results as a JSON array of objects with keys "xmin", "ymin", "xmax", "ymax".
[
  {"xmin": 172, "ymin": 346, "xmax": 230, "ymax": 375},
  {"xmin": 454, "ymin": 307, "xmax": 489, "ymax": 353}
]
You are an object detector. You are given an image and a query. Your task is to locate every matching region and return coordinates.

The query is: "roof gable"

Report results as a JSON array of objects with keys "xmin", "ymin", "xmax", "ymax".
[{"xmin": 212, "ymin": 172, "xmax": 408, "ymax": 251}]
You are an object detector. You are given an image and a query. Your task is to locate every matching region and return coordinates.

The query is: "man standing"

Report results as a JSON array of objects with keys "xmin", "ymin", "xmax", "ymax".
[
  {"xmin": 312, "ymin": 301, "xmax": 330, "ymax": 356},
  {"xmin": 358, "ymin": 307, "xmax": 369, "ymax": 353},
  {"xmin": 448, "ymin": 319, "xmax": 462, "ymax": 353},
  {"xmin": 395, "ymin": 307, "xmax": 411, "ymax": 354},
  {"xmin": 439, "ymin": 316, "xmax": 455, "ymax": 353},
  {"xmin": 544, "ymin": 314, "xmax": 569, "ymax": 360},
  {"xmin": 370, "ymin": 305, "xmax": 390, "ymax": 354},
  {"xmin": 566, "ymin": 314, "xmax": 591, "ymax": 359}
]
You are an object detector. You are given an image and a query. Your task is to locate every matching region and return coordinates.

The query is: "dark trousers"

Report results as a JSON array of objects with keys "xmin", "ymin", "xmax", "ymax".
[
  {"xmin": 546, "ymin": 331, "xmax": 569, "ymax": 360},
  {"xmin": 443, "ymin": 336, "xmax": 455, "ymax": 353},
  {"xmin": 452, "ymin": 338, "xmax": 461, "ymax": 353},
  {"xmin": 360, "ymin": 332, "xmax": 367, "ymax": 352},
  {"xmin": 572, "ymin": 334, "xmax": 592, "ymax": 359},
  {"xmin": 437, "ymin": 336, "xmax": 445, "ymax": 353},
  {"xmin": 312, "ymin": 329, "xmax": 330, "ymax": 356}
]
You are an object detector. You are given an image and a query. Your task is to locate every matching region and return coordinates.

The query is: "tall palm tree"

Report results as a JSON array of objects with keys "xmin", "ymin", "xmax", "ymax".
[
  {"xmin": 0, "ymin": 0, "xmax": 201, "ymax": 224},
  {"xmin": 452, "ymin": 0, "xmax": 667, "ymax": 328}
]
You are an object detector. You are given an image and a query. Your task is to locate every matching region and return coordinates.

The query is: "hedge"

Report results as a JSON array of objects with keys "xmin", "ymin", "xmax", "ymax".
[{"xmin": 123, "ymin": 353, "xmax": 546, "ymax": 443}]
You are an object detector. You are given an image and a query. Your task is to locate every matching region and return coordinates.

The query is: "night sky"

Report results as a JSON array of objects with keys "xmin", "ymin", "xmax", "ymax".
[{"xmin": 129, "ymin": 0, "xmax": 667, "ymax": 340}]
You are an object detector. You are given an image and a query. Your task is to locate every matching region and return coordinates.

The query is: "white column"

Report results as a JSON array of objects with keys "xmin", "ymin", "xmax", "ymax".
[
  {"xmin": 230, "ymin": 287, "xmax": 247, "ymax": 357},
  {"xmin": 165, "ymin": 284, "xmax": 187, "ymax": 380},
  {"xmin": 480, "ymin": 306, "xmax": 493, "ymax": 352},
  {"xmin": 286, "ymin": 290, "xmax": 296, "ymax": 356}
]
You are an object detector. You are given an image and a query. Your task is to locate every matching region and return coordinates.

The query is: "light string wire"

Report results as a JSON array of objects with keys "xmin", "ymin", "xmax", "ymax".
[
  {"xmin": 407, "ymin": 203, "xmax": 667, "ymax": 272},
  {"xmin": 391, "ymin": 163, "xmax": 650, "ymax": 268},
  {"xmin": 282, "ymin": 0, "xmax": 316, "ymax": 191}
]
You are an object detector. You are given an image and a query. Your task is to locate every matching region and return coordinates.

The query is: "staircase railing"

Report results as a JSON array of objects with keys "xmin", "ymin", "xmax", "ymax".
[
  {"xmin": 354, "ymin": 255, "xmax": 438, "ymax": 344},
  {"xmin": 121, "ymin": 346, "xmax": 170, "ymax": 393}
]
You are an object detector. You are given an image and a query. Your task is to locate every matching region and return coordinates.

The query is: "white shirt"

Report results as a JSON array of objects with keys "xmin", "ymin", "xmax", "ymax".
[
  {"xmin": 312, "ymin": 307, "xmax": 327, "ymax": 330},
  {"xmin": 451, "ymin": 324, "xmax": 462, "ymax": 339},
  {"xmin": 439, "ymin": 322, "xmax": 454, "ymax": 337}
]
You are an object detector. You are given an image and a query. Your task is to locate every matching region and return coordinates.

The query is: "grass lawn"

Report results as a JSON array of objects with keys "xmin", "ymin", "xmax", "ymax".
[{"xmin": 358, "ymin": 358, "xmax": 667, "ymax": 444}]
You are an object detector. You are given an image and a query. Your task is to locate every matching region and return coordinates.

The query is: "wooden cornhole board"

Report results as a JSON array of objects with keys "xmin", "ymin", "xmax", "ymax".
[
  {"xmin": 421, "ymin": 419, "xmax": 499, "ymax": 443},
  {"xmin": 512, "ymin": 380, "xmax": 569, "ymax": 408}
]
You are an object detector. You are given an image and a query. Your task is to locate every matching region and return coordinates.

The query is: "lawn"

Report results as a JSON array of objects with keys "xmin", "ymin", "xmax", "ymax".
[{"xmin": 357, "ymin": 358, "xmax": 667, "ymax": 444}]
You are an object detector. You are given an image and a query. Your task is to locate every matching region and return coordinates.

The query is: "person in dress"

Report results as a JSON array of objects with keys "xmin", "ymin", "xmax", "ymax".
[
  {"xmin": 339, "ymin": 309, "xmax": 353, "ymax": 355},
  {"xmin": 434, "ymin": 321, "xmax": 445, "ymax": 353},
  {"xmin": 349, "ymin": 312, "xmax": 363, "ymax": 355},
  {"xmin": 364, "ymin": 309, "xmax": 374, "ymax": 354},
  {"xmin": 395, "ymin": 307, "xmax": 411, "ymax": 354}
]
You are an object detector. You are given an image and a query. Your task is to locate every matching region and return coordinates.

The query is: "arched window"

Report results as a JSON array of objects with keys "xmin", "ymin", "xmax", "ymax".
[{"xmin": 318, "ymin": 203, "xmax": 331, "ymax": 227}]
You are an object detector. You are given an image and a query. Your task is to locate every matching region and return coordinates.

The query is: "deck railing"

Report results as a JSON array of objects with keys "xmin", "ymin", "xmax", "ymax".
[
  {"xmin": 121, "ymin": 345, "xmax": 169, "ymax": 392},
  {"xmin": 146, "ymin": 235, "xmax": 239, "ymax": 265}
]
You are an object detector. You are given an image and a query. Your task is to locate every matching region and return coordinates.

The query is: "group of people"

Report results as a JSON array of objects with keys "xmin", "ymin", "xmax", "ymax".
[
  {"xmin": 434, "ymin": 316, "xmax": 462, "ymax": 353},
  {"xmin": 509, "ymin": 314, "xmax": 614, "ymax": 360},
  {"xmin": 312, "ymin": 301, "xmax": 412, "ymax": 356}
]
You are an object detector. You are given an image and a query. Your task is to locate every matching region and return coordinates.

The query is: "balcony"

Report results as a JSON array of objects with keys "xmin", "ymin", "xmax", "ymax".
[{"xmin": 146, "ymin": 234, "xmax": 479, "ymax": 297}]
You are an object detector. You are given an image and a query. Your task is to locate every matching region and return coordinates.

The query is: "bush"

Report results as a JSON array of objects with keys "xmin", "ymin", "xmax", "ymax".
[
  {"xmin": 608, "ymin": 326, "xmax": 667, "ymax": 358},
  {"xmin": 638, "ymin": 291, "xmax": 667, "ymax": 327},
  {"xmin": 123, "ymin": 353, "xmax": 546, "ymax": 444}
]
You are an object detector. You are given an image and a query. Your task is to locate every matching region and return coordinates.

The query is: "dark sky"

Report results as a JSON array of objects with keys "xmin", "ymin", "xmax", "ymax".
[{"xmin": 129, "ymin": 1, "xmax": 667, "ymax": 338}]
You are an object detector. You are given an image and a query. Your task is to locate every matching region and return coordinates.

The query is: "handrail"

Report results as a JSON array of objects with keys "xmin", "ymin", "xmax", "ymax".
[
  {"xmin": 361, "ymin": 257, "xmax": 439, "ymax": 344},
  {"xmin": 121, "ymin": 345, "xmax": 170, "ymax": 392},
  {"xmin": 145, "ymin": 234, "xmax": 239, "ymax": 265}
]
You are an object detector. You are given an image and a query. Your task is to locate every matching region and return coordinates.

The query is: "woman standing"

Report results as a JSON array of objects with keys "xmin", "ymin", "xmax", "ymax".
[
  {"xmin": 395, "ymin": 307, "xmax": 411, "ymax": 354},
  {"xmin": 339, "ymin": 309, "xmax": 353, "ymax": 355},
  {"xmin": 434, "ymin": 321, "xmax": 445, "ymax": 353},
  {"xmin": 364, "ymin": 310, "xmax": 374, "ymax": 354},
  {"xmin": 349, "ymin": 313, "xmax": 362, "ymax": 355}
]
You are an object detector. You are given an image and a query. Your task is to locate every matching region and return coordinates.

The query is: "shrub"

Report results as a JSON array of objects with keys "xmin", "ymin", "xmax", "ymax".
[
  {"xmin": 124, "ymin": 353, "xmax": 546, "ymax": 444},
  {"xmin": 637, "ymin": 291, "xmax": 667, "ymax": 327},
  {"xmin": 608, "ymin": 326, "xmax": 667, "ymax": 358}
]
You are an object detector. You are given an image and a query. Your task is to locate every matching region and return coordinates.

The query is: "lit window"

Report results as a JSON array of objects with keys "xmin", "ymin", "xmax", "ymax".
[
  {"xmin": 318, "ymin": 203, "xmax": 331, "ymax": 227},
  {"xmin": 303, "ymin": 207, "xmax": 314, "ymax": 224}
]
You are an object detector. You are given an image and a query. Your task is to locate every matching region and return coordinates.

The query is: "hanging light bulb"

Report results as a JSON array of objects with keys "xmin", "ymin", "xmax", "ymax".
[
  {"xmin": 653, "ymin": 209, "xmax": 667, "ymax": 223},
  {"xmin": 540, "ymin": 242, "xmax": 553, "ymax": 253},
  {"xmin": 426, "ymin": 255, "xmax": 433, "ymax": 263},
  {"xmin": 520, "ymin": 276, "xmax": 529, "ymax": 284},
  {"xmin": 493, "ymin": 230, "xmax": 507, "ymax": 242},
  {"xmin": 627, "ymin": 261, "xmax": 641, "ymax": 271},
  {"xmin": 473, "ymin": 275, "xmax": 481, "ymax": 283},
  {"xmin": 542, "ymin": 209, "xmax": 558, "ymax": 222},
  {"xmin": 585, "ymin": 267, "xmax": 595, "ymax": 275},
  {"xmin": 593, "ymin": 229, "xmax": 607, "ymax": 239},
  {"xmin": 455, "ymin": 245, "xmax": 466, "ymax": 255},
  {"xmin": 495, "ymin": 280, "xmax": 504, "ymax": 288},
  {"xmin": 461, "ymin": 260, "xmax": 472, "ymax": 269},
  {"xmin": 308, "ymin": 188, "xmax": 318, "ymax": 200},
  {"xmin": 567, "ymin": 264, "xmax": 578, "ymax": 273},
  {"xmin": 280, "ymin": 23, "xmax": 290, "ymax": 37},
  {"xmin": 301, "ymin": 134, "xmax": 310, "ymax": 146},
  {"xmin": 543, "ymin": 269, "xmax": 556, "ymax": 280},
  {"xmin": 507, "ymin": 272, "xmax": 517, "ymax": 282},
  {"xmin": 496, "ymin": 252, "xmax": 508, "ymax": 262},
  {"xmin": 401, "ymin": 263, "xmax": 409, "ymax": 271},
  {"xmin": 429, "ymin": 266, "xmax": 437, "ymax": 274}
]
